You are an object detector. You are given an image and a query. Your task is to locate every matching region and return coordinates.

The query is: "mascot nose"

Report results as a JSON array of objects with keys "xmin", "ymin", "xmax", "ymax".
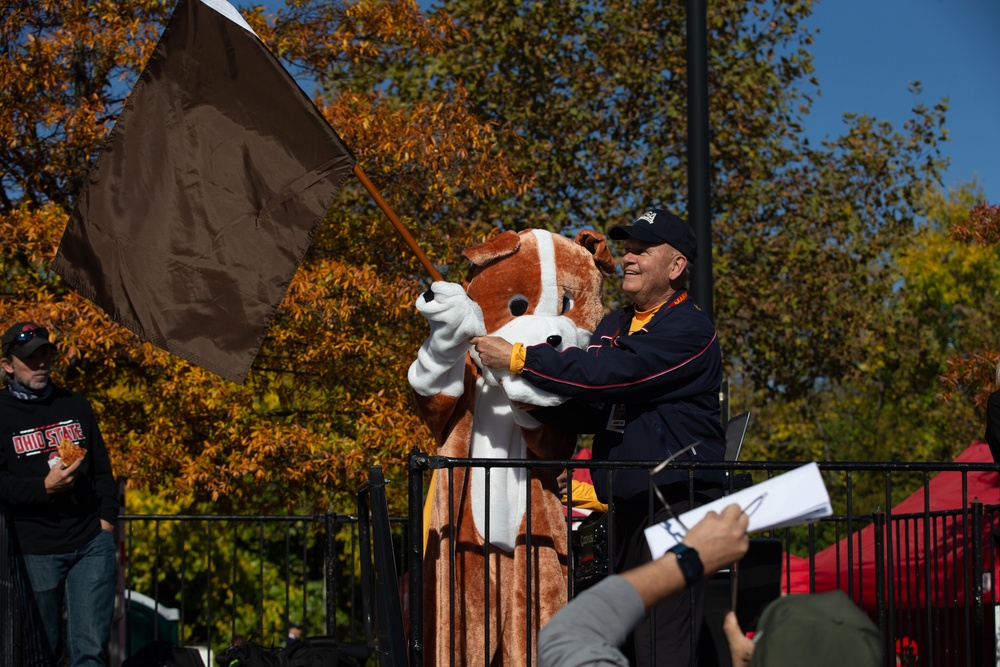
[{"xmin": 546, "ymin": 335, "xmax": 562, "ymax": 347}]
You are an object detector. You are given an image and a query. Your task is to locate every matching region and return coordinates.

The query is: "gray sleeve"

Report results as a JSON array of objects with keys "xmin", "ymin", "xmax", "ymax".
[{"xmin": 538, "ymin": 575, "xmax": 645, "ymax": 667}]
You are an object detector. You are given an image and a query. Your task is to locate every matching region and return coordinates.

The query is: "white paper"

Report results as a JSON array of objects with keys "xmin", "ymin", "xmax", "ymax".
[{"xmin": 644, "ymin": 462, "xmax": 832, "ymax": 560}]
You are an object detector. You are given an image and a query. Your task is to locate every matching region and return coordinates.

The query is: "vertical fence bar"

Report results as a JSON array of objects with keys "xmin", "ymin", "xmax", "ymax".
[
  {"xmin": 408, "ymin": 448, "xmax": 425, "ymax": 667},
  {"xmin": 483, "ymin": 464, "xmax": 492, "ymax": 667},
  {"xmin": 961, "ymin": 472, "xmax": 972, "ymax": 667},
  {"xmin": 352, "ymin": 517, "xmax": 360, "ymax": 637},
  {"xmin": 447, "ymin": 465, "xmax": 456, "ymax": 667},
  {"xmin": 873, "ymin": 511, "xmax": 886, "ymax": 640},
  {"xmin": 807, "ymin": 523, "xmax": 816, "ymax": 593},
  {"xmin": 126, "ymin": 520, "xmax": 134, "ymax": 657},
  {"xmin": 300, "ymin": 519, "xmax": 309, "ymax": 639},
  {"xmin": 971, "ymin": 501, "xmax": 984, "ymax": 667},
  {"xmin": 525, "ymin": 463, "xmax": 533, "ymax": 667},
  {"xmin": 179, "ymin": 521, "xmax": 187, "ymax": 644},
  {"xmin": 883, "ymin": 471, "xmax": 895, "ymax": 661},
  {"xmin": 565, "ymin": 462, "xmax": 576, "ymax": 601},
  {"xmin": 846, "ymin": 471, "xmax": 854, "ymax": 599},
  {"xmin": 152, "ymin": 520, "xmax": 161, "ymax": 641},
  {"xmin": 284, "ymin": 523, "xmax": 291, "ymax": 641},
  {"xmin": 324, "ymin": 511, "xmax": 337, "ymax": 637},
  {"xmin": 921, "ymin": 472, "xmax": 933, "ymax": 664},
  {"xmin": 229, "ymin": 521, "xmax": 238, "ymax": 642},
  {"xmin": 206, "ymin": 520, "xmax": 214, "ymax": 652},
  {"xmin": 356, "ymin": 480, "xmax": 375, "ymax": 651},
  {"xmin": 258, "ymin": 520, "xmax": 265, "ymax": 642},
  {"xmin": 0, "ymin": 511, "xmax": 21, "ymax": 666}
]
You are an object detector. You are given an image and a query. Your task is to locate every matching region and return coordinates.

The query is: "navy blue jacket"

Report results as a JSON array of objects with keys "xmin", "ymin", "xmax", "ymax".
[{"xmin": 522, "ymin": 291, "xmax": 725, "ymax": 501}]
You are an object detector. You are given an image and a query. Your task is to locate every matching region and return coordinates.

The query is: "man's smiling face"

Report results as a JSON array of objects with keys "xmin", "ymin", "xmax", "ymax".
[{"xmin": 620, "ymin": 240, "xmax": 686, "ymax": 311}]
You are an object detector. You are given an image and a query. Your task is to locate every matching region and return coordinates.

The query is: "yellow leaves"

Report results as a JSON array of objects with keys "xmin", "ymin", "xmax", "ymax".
[
  {"xmin": 896, "ymin": 221, "xmax": 1000, "ymax": 307},
  {"xmin": 318, "ymin": 86, "xmax": 531, "ymax": 208}
]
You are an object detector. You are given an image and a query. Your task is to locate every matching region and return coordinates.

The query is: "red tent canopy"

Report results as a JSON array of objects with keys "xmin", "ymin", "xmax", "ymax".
[{"xmin": 784, "ymin": 442, "xmax": 999, "ymax": 611}]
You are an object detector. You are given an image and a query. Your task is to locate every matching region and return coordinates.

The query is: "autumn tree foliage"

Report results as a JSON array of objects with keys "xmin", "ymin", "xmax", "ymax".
[
  {"xmin": 1, "ymin": 0, "xmax": 991, "ymax": 519},
  {"xmin": 375, "ymin": 0, "xmax": 982, "ymax": 476},
  {"xmin": 0, "ymin": 0, "xmax": 524, "ymax": 514},
  {"xmin": 403, "ymin": 0, "xmax": 950, "ymax": 404},
  {"xmin": 939, "ymin": 201, "xmax": 1000, "ymax": 412},
  {"xmin": 747, "ymin": 186, "xmax": 996, "ymax": 489}
]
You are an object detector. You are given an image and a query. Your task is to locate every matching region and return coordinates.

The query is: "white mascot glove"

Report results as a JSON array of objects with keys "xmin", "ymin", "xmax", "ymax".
[{"xmin": 408, "ymin": 281, "xmax": 486, "ymax": 397}]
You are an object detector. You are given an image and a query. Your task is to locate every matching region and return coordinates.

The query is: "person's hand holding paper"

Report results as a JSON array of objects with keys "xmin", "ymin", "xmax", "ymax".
[{"xmin": 645, "ymin": 462, "xmax": 832, "ymax": 560}]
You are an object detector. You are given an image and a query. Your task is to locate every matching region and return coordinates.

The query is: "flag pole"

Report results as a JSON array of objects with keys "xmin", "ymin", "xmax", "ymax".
[
  {"xmin": 353, "ymin": 164, "xmax": 443, "ymax": 282},
  {"xmin": 353, "ymin": 165, "xmax": 446, "ymax": 566}
]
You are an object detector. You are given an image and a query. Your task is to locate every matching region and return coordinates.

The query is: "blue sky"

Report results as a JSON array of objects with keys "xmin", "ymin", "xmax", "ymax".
[{"xmin": 804, "ymin": 0, "xmax": 1000, "ymax": 204}]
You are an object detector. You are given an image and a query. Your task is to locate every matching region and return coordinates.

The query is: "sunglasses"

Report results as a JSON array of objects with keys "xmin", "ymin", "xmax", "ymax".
[{"xmin": 13, "ymin": 326, "xmax": 49, "ymax": 343}]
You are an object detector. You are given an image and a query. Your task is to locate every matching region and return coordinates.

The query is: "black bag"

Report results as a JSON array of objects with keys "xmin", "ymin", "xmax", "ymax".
[
  {"xmin": 572, "ymin": 511, "xmax": 611, "ymax": 592},
  {"xmin": 123, "ymin": 640, "xmax": 205, "ymax": 667},
  {"xmin": 214, "ymin": 642, "xmax": 281, "ymax": 667},
  {"xmin": 215, "ymin": 637, "xmax": 367, "ymax": 667}
]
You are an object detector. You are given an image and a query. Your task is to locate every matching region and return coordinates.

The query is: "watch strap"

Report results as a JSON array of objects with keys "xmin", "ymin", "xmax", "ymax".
[{"xmin": 668, "ymin": 543, "xmax": 704, "ymax": 587}]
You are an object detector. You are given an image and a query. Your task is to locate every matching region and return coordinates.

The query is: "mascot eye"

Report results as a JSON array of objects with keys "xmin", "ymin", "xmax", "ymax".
[
  {"xmin": 509, "ymin": 295, "xmax": 530, "ymax": 317},
  {"xmin": 560, "ymin": 293, "xmax": 574, "ymax": 315}
]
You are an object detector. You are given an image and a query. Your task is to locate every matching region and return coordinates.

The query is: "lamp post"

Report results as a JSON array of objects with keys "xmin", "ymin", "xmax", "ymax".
[{"xmin": 686, "ymin": 0, "xmax": 713, "ymax": 322}]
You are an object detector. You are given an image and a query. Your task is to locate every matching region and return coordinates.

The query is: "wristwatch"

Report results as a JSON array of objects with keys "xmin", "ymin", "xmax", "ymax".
[{"xmin": 668, "ymin": 543, "xmax": 704, "ymax": 587}]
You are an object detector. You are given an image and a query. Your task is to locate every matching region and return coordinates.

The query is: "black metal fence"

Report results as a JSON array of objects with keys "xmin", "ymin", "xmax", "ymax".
[
  {"xmin": 113, "ymin": 511, "xmax": 371, "ymax": 662},
  {"xmin": 2, "ymin": 456, "xmax": 997, "ymax": 667},
  {"xmin": 406, "ymin": 453, "xmax": 999, "ymax": 667}
]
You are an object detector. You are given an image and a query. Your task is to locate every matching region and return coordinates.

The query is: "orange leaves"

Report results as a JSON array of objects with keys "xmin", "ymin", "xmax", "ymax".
[
  {"xmin": 949, "ymin": 202, "xmax": 1000, "ymax": 248},
  {"xmin": 319, "ymin": 87, "xmax": 530, "ymax": 209},
  {"xmin": 1, "ymin": 1, "xmax": 171, "ymax": 208},
  {"xmin": 1, "ymin": 1, "xmax": 513, "ymax": 515}
]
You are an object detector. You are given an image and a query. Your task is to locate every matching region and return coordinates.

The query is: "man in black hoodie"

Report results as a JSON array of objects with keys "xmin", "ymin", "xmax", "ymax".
[{"xmin": 0, "ymin": 321, "xmax": 119, "ymax": 667}]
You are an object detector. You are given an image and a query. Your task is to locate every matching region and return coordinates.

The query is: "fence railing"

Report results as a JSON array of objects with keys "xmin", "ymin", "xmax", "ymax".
[
  {"xmin": 406, "ymin": 453, "xmax": 999, "ymax": 667},
  {"xmin": 2, "ymin": 455, "xmax": 997, "ymax": 667}
]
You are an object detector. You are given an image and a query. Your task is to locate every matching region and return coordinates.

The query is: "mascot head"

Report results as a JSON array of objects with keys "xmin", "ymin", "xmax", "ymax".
[{"xmin": 464, "ymin": 228, "xmax": 615, "ymax": 406}]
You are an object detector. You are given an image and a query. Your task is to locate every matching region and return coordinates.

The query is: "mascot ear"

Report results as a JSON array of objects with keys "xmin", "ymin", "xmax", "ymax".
[
  {"xmin": 463, "ymin": 230, "xmax": 521, "ymax": 268},
  {"xmin": 575, "ymin": 229, "xmax": 616, "ymax": 275}
]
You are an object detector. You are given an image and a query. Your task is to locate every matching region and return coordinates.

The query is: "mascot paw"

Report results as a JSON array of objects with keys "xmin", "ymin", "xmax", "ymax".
[{"xmin": 416, "ymin": 281, "xmax": 487, "ymax": 354}]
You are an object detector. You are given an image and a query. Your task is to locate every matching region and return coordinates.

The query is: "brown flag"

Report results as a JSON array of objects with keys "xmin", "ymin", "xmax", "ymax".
[{"xmin": 52, "ymin": 0, "xmax": 356, "ymax": 383}]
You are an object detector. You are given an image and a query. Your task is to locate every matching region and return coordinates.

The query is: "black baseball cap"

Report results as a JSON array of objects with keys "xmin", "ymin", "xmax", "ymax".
[
  {"xmin": 609, "ymin": 208, "xmax": 698, "ymax": 261},
  {"xmin": 2, "ymin": 322, "xmax": 56, "ymax": 359}
]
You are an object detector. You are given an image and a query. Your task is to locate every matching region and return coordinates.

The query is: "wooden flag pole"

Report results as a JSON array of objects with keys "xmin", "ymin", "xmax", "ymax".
[
  {"xmin": 353, "ymin": 165, "xmax": 445, "ymax": 560},
  {"xmin": 353, "ymin": 164, "xmax": 443, "ymax": 282}
]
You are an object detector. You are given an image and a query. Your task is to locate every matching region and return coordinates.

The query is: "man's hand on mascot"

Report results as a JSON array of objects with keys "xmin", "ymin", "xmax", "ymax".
[{"xmin": 470, "ymin": 335, "xmax": 514, "ymax": 371}]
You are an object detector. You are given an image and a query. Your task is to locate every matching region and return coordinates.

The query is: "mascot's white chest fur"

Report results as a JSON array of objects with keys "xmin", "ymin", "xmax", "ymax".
[{"xmin": 470, "ymin": 378, "xmax": 528, "ymax": 548}]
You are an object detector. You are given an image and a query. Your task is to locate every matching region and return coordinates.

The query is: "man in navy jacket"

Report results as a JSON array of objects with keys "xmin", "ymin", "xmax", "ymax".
[{"xmin": 474, "ymin": 208, "xmax": 725, "ymax": 667}]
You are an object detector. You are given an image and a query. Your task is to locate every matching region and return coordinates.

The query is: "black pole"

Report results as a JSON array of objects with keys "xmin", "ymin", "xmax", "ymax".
[{"xmin": 686, "ymin": 0, "xmax": 713, "ymax": 322}]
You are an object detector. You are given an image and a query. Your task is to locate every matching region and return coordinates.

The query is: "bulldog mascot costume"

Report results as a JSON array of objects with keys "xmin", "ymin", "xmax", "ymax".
[{"xmin": 408, "ymin": 228, "xmax": 614, "ymax": 666}]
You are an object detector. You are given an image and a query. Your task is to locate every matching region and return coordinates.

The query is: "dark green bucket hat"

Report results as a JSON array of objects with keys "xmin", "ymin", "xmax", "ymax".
[{"xmin": 752, "ymin": 591, "xmax": 882, "ymax": 667}]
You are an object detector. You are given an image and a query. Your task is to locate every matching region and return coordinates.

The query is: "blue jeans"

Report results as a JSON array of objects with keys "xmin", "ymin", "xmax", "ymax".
[{"xmin": 20, "ymin": 530, "xmax": 117, "ymax": 667}]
